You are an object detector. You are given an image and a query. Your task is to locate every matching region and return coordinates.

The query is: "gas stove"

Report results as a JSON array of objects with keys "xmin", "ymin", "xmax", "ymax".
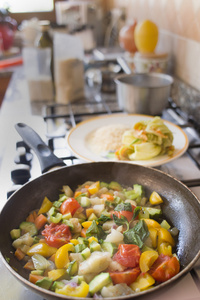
[{"xmin": 0, "ymin": 68, "xmax": 200, "ymax": 299}]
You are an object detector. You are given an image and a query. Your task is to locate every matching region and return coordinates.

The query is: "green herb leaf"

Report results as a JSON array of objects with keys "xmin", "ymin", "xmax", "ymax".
[
  {"xmin": 105, "ymin": 200, "xmax": 115, "ymax": 209},
  {"xmin": 115, "ymin": 203, "xmax": 132, "ymax": 212},
  {"xmin": 86, "ymin": 220, "xmax": 107, "ymax": 240},
  {"xmin": 132, "ymin": 206, "xmax": 141, "ymax": 220},
  {"xmin": 113, "ymin": 214, "xmax": 129, "ymax": 231},
  {"xmin": 123, "ymin": 219, "xmax": 149, "ymax": 248},
  {"xmin": 97, "ymin": 215, "xmax": 112, "ymax": 224}
]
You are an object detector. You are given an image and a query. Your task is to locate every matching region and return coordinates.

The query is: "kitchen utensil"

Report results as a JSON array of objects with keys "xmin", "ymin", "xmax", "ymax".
[
  {"xmin": 117, "ymin": 56, "xmax": 132, "ymax": 74},
  {"xmin": 115, "ymin": 71, "xmax": 173, "ymax": 115},
  {"xmin": 86, "ymin": 61, "xmax": 121, "ymax": 94},
  {"xmin": 0, "ymin": 124, "xmax": 199, "ymax": 300},
  {"xmin": 100, "ymin": 62, "xmax": 121, "ymax": 93}
]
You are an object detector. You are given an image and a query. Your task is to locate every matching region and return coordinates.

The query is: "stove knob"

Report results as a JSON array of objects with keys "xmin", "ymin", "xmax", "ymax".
[
  {"xmin": 14, "ymin": 146, "xmax": 33, "ymax": 166},
  {"xmin": 7, "ymin": 184, "xmax": 22, "ymax": 198},
  {"xmin": 11, "ymin": 164, "xmax": 31, "ymax": 184}
]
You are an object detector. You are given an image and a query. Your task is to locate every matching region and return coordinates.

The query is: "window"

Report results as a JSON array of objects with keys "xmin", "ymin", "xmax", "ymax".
[{"xmin": 0, "ymin": 0, "xmax": 54, "ymax": 13}]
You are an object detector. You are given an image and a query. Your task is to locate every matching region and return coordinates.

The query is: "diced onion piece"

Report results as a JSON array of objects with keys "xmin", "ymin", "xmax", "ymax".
[
  {"xmin": 105, "ymin": 228, "xmax": 124, "ymax": 244},
  {"xmin": 32, "ymin": 253, "xmax": 51, "ymax": 270}
]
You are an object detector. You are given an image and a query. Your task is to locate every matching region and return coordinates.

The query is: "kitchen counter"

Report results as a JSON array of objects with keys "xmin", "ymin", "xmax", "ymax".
[
  {"xmin": 0, "ymin": 66, "xmax": 48, "ymax": 173},
  {"xmin": 0, "ymin": 66, "xmax": 32, "ymax": 116}
]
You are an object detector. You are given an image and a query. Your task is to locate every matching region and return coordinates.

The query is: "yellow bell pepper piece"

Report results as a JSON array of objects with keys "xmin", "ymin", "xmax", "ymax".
[
  {"xmin": 86, "ymin": 208, "xmax": 94, "ymax": 218},
  {"xmin": 158, "ymin": 242, "xmax": 172, "ymax": 256},
  {"xmin": 144, "ymin": 218, "xmax": 161, "ymax": 229},
  {"xmin": 139, "ymin": 250, "xmax": 159, "ymax": 273},
  {"xmin": 130, "ymin": 273, "xmax": 155, "ymax": 291},
  {"xmin": 148, "ymin": 227, "xmax": 158, "ymax": 248},
  {"xmin": 149, "ymin": 191, "xmax": 163, "ymax": 205},
  {"xmin": 88, "ymin": 181, "xmax": 100, "ymax": 195},
  {"xmin": 82, "ymin": 221, "xmax": 93, "ymax": 229},
  {"xmin": 38, "ymin": 196, "xmax": 52, "ymax": 214},
  {"xmin": 157, "ymin": 227, "xmax": 175, "ymax": 247},
  {"xmin": 27, "ymin": 242, "xmax": 57, "ymax": 257},
  {"xmin": 56, "ymin": 281, "xmax": 89, "ymax": 297},
  {"xmin": 74, "ymin": 191, "xmax": 82, "ymax": 198},
  {"xmin": 48, "ymin": 269, "xmax": 66, "ymax": 281},
  {"xmin": 88, "ymin": 236, "xmax": 98, "ymax": 244},
  {"xmin": 70, "ymin": 239, "xmax": 79, "ymax": 246},
  {"xmin": 55, "ymin": 243, "xmax": 75, "ymax": 269}
]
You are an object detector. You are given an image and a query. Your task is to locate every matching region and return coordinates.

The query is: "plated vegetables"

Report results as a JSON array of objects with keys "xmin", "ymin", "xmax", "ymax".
[
  {"xmin": 115, "ymin": 116, "xmax": 174, "ymax": 161},
  {"xmin": 10, "ymin": 180, "xmax": 180, "ymax": 298}
]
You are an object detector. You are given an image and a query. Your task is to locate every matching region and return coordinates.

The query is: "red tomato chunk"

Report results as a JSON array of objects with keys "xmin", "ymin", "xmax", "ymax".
[
  {"xmin": 42, "ymin": 223, "xmax": 72, "ymax": 248},
  {"xmin": 149, "ymin": 254, "xmax": 180, "ymax": 282},
  {"xmin": 109, "ymin": 267, "xmax": 141, "ymax": 285},
  {"xmin": 112, "ymin": 205, "xmax": 137, "ymax": 222},
  {"xmin": 60, "ymin": 198, "xmax": 80, "ymax": 216},
  {"xmin": 113, "ymin": 244, "xmax": 141, "ymax": 268}
]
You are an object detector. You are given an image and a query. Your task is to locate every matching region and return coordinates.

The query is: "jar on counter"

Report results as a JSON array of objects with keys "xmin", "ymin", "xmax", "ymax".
[
  {"xmin": 123, "ymin": 51, "xmax": 169, "ymax": 74},
  {"xmin": 133, "ymin": 51, "xmax": 169, "ymax": 74}
]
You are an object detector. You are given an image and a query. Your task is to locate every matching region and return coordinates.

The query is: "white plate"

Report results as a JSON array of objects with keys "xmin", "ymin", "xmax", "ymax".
[{"xmin": 67, "ymin": 113, "xmax": 189, "ymax": 167}]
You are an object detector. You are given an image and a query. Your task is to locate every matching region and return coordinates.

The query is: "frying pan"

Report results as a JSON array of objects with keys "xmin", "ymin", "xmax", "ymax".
[{"xmin": 0, "ymin": 123, "xmax": 200, "ymax": 300}]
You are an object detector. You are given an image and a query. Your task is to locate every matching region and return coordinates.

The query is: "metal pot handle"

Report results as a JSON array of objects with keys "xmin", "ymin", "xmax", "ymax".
[
  {"xmin": 117, "ymin": 57, "xmax": 132, "ymax": 74},
  {"xmin": 15, "ymin": 123, "xmax": 66, "ymax": 173}
]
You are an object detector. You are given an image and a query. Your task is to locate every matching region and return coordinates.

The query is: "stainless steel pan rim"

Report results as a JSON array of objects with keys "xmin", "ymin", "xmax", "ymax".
[{"xmin": 114, "ymin": 72, "xmax": 174, "ymax": 88}]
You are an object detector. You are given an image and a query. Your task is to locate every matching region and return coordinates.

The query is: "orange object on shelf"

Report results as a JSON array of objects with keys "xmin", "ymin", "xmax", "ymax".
[
  {"xmin": 119, "ymin": 20, "xmax": 138, "ymax": 53},
  {"xmin": 0, "ymin": 56, "xmax": 23, "ymax": 69}
]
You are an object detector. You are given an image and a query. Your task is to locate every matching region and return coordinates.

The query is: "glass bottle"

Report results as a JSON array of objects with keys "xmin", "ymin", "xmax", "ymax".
[{"xmin": 36, "ymin": 20, "xmax": 54, "ymax": 92}]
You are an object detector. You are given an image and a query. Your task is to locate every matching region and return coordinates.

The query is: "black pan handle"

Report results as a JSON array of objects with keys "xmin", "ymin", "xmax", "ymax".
[{"xmin": 15, "ymin": 123, "xmax": 66, "ymax": 173}]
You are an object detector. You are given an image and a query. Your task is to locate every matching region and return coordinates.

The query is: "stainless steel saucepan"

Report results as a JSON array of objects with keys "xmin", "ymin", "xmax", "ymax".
[{"xmin": 115, "ymin": 57, "xmax": 173, "ymax": 115}]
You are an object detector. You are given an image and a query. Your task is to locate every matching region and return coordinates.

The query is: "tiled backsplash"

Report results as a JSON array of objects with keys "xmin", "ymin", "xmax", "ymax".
[
  {"xmin": 171, "ymin": 77, "xmax": 200, "ymax": 121},
  {"xmin": 104, "ymin": 0, "xmax": 200, "ymax": 120}
]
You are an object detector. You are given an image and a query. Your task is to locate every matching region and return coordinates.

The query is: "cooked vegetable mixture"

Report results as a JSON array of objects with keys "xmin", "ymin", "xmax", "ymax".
[
  {"xmin": 115, "ymin": 116, "xmax": 174, "ymax": 161},
  {"xmin": 10, "ymin": 181, "xmax": 180, "ymax": 298}
]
